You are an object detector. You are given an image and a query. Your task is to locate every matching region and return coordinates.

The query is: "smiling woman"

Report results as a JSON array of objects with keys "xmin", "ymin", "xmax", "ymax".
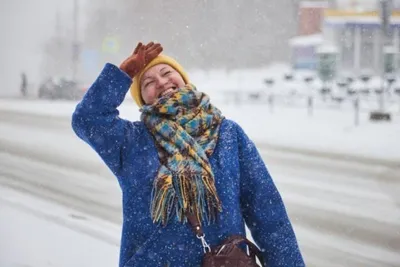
[
  {"xmin": 71, "ymin": 41, "xmax": 305, "ymax": 267},
  {"xmin": 129, "ymin": 54, "xmax": 190, "ymax": 106},
  {"xmin": 139, "ymin": 63, "xmax": 186, "ymax": 105}
]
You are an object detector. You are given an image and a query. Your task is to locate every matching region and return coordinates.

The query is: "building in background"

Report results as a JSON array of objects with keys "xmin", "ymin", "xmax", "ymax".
[
  {"xmin": 291, "ymin": 0, "xmax": 400, "ymax": 75},
  {"xmin": 323, "ymin": 3, "xmax": 400, "ymax": 75},
  {"xmin": 298, "ymin": 0, "xmax": 328, "ymax": 35},
  {"xmin": 290, "ymin": 1, "xmax": 328, "ymax": 69}
]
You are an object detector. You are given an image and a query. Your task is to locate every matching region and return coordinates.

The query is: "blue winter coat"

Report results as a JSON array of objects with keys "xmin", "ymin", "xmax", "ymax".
[{"xmin": 71, "ymin": 63, "xmax": 305, "ymax": 267}]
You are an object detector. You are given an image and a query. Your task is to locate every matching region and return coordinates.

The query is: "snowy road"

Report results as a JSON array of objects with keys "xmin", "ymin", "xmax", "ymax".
[
  {"xmin": 0, "ymin": 109, "xmax": 399, "ymax": 267},
  {"xmin": 0, "ymin": 186, "xmax": 120, "ymax": 267}
]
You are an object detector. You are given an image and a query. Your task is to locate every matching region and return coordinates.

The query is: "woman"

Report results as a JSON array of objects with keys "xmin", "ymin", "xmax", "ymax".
[{"xmin": 72, "ymin": 42, "xmax": 305, "ymax": 267}]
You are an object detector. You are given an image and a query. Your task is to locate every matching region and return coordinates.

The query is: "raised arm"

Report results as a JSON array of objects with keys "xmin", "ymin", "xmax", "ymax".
[
  {"xmin": 72, "ymin": 42, "xmax": 163, "ymax": 176},
  {"xmin": 71, "ymin": 63, "xmax": 135, "ymax": 175}
]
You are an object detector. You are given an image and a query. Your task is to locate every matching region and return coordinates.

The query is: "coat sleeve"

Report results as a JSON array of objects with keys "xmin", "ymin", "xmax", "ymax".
[
  {"xmin": 71, "ymin": 63, "xmax": 138, "ymax": 176},
  {"xmin": 236, "ymin": 124, "xmax": 305, "ymax": 267}
]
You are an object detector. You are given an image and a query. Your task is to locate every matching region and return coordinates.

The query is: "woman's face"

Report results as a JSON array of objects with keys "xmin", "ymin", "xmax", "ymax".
[{"xmin": 140, "ymin": 63, "xmax": 186, "ymax": 105}]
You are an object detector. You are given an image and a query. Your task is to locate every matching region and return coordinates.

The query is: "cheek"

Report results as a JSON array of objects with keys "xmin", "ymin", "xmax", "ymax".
[{"xmin": 142, "ymin": 87, "xmax": 158, "ymax": 103}]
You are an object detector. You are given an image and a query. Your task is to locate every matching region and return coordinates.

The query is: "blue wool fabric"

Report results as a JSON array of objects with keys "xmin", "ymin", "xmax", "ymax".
[{"xmin": 71, "ymin": 63, "xmax": 305, "ymax": 267}]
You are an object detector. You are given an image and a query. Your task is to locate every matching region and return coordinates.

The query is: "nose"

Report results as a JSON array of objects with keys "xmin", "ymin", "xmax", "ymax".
[{"xmin": 156, "ymin": 76, "xmax": 169, "ymax": 90}]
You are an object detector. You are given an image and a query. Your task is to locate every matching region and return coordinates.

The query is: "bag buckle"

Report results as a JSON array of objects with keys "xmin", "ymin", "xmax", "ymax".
[{"xmin": 196, "ymin": 233, "xmax": 211, "ymax": 253}]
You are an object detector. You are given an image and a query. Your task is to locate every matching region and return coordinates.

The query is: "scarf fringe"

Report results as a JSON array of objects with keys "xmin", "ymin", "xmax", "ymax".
[{"xmin": 151, "ymin": 174, "xmax": 222, "ymax": 226}]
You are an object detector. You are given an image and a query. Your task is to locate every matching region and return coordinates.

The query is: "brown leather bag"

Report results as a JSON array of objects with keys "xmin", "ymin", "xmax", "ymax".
[{"xmin": 187, "ymin": 213, "xmax": 265, "ymax": 267}]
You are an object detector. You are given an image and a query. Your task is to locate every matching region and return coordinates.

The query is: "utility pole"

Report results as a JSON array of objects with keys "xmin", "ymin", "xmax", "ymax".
[
  {"xmin": 55, "ymin": 9, "xmax": 62, "ymax": 76},
  {"xmin": 72, "ymin": 0, "xmax": 79, "ymax": 81},
  {"xmin": 381, "ymin": 0, "xmax": 392, "ymax": 111},
  {"xmin": 370, "ymin": 0, "xmax": 392, "ymax": 121}
]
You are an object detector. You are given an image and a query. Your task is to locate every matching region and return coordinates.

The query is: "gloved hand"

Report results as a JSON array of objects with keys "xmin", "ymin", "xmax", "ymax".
[{"xmin": 119, "ymin": 42, "xmax": 163, "ymax": 78}]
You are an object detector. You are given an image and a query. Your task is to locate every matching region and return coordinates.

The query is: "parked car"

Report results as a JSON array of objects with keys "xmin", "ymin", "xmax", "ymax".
[{"xmin": 38, "ymin": 77, "xmax": 87, "ymax": 100}]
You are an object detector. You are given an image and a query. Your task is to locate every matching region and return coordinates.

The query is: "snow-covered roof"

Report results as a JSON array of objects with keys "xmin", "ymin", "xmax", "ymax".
[
  {"xmin": 384, "ymin": 46, "xmax": 399, "ymax": 53},
  {"xmin": 299, "ymin": 1, "xmax": 329, "ymax": 9},
  {"xmin": 316, "ymin": 44, "xmax": 339, "ymax": 53},
  {"xmin": 289, "ymin": 34, "xmax": 323, "ymax": 47},
  {"xmin": 325, "ymin": 16, "xmax": 400, "ymax": 25}
]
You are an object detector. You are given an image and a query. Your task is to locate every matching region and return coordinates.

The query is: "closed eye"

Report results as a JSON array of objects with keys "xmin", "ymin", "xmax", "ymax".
[
  {"xmin": 144, "ymin": 80, "xmax": 154, "ymax": 87},
  {"xmin": 162, "ymin": 71, "xmax": 172, "ymax": 76}
]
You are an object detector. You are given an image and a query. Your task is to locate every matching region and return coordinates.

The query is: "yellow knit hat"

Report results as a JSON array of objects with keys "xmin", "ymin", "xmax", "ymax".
[{"xmin": 129, "ymin": 54, "xmax": 190, "ymax": 107}]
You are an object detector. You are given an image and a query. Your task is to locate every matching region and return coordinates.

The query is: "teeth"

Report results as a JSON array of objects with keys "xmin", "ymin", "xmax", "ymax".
[{"xmin": 161, "ymin": 88, "xmax": 175, "ymax": 97}]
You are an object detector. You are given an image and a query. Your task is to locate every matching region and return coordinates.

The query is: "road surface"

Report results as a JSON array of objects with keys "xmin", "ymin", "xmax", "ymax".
[{"xmin": 0, "ymin": 109, "xmax": 399, "ymax": 267}]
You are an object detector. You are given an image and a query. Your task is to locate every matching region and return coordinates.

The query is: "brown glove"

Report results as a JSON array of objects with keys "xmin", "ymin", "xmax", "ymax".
[{"xmin": 119, "ymin": 42, "xmax": 163, "ymax": 78}]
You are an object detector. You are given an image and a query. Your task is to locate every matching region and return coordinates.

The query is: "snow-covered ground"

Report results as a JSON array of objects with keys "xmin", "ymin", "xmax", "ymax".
[
  {"xmin": 0, "ymin": 186, "xmax": 120, "ymax": 267},
  {"xmin": 1, "ymin": 97, "xmax": 400, "ymax": 162},
  {"xmin": 0, "ymin": 98, "xmax": 399, "ymax": 267}
]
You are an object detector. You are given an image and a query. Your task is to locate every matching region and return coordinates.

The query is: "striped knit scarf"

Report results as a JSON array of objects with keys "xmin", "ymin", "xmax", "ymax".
[{"xmin": 141, "ymin": 84, "xmax": 224, "ymax": 226}]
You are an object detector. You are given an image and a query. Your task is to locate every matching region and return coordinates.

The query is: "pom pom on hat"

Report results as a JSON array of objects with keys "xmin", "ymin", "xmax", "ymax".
[{"xmin": 129, "ymin": 54, "xmax": 190, "ymax": 107}]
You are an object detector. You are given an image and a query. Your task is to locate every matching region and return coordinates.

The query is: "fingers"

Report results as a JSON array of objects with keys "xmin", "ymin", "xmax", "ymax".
[
  {"xmin": 149, "ymin": 45, "xmax": 163, "ymax": 57},
  {"xmin": 133, "ymin": 42, "xmax": 143, "ymax": 55},
  {"xmin": 136, "ymin": 45, "xmax": 146, "ymax": 63},
  {"xmin": 146, "ymin": 46, "xmax": 163, "ymax": 61},
  {"xmin": 145, "ymin": 42, "xmax": 154, "ymax": 49},
  {"xmin": 132, "ymin": 41, "xmax": 163, "ymax": 65},
  {"xmin": 145, "ymin": 42, "xmax": 162, "ymax": 51},
  {"xmin": 141, "ymin": 42, "xmax": 163, "ymax": 61},
  {"xmin": 134, "ymin": 41, "xmax": 162, "ymax": 55},
  {"xmin": 146, "ymin": 43, "xmax": 162, "ymax": 55}
]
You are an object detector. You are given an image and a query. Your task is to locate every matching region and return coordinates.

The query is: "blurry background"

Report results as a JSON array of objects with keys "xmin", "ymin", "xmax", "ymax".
[
  {"xmin": 0, "ymin": 1, "xmax": 400, "ymax": 267},
  {"xmin": 0, "ymin": 0, "xmax": 299, "ymax": 95}
]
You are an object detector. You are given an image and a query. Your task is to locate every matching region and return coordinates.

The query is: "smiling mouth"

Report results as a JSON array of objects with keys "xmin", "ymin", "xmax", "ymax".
[{"xmin": 159, "ymin": 87, "xmax": 177, "ymax": 98}]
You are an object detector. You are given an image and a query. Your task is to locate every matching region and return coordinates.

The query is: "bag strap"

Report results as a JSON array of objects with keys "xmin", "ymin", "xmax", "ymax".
[
  {"xmin": 186, "ymin": 212, "xmax": 204, "ymax": 237},
  {"xmin": 186, "ymin": 213, "xmax": 265, "ymax": 267},
  {"xmin": 186, "ymin": 212, "xmax": 211, "ymax": 253}
]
